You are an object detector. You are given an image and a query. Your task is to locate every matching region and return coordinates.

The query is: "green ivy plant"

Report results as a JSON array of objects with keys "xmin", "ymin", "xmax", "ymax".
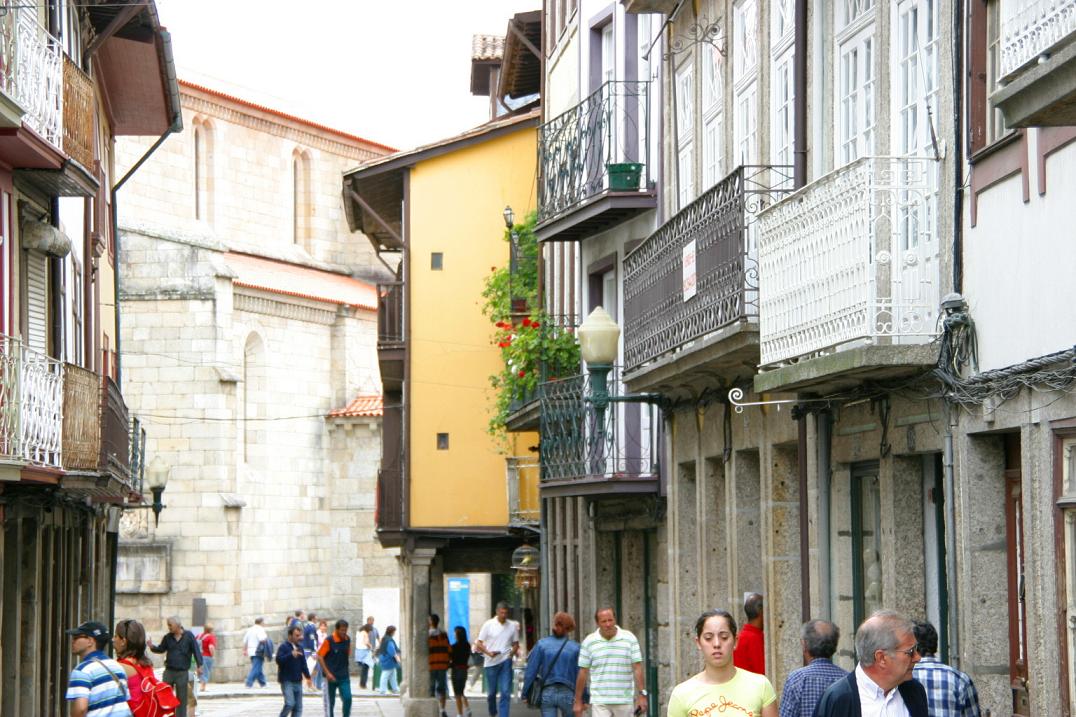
[{"xmin": 483, "ymin": 211, "xmax": 580, "ymax": 440}]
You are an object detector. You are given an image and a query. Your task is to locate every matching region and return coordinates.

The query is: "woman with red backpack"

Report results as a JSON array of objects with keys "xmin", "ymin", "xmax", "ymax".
[{"xmin": 114, "ymin": 619, "xmax": 181, "ymax": 717}]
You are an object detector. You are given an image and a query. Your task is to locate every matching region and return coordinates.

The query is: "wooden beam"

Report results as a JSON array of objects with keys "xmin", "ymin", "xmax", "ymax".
[
  {"xmin": 84, "ymin": 1, "xmax": 148, "ymax": 60},
  {"xmin": 347, "ymin": 187, "xmax": 403, "ymax": 247},
  {"xmin": 509, "ymin": 20, "xmax": 541, "ymax": 60}
]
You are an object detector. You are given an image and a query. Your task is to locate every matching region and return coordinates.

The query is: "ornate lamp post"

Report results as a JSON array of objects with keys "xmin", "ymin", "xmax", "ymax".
[{"xmin": 144, "ymin": 455, "xmax": 170, "ymax": 527}]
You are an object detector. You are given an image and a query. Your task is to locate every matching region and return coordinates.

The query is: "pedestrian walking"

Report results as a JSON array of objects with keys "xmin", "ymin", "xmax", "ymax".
[
  {"xmin": 196, "ymin": 624, "xmax": 216, "ymax": 692},
  {"xmin": 911, "ymin": 621, "xmax": 982, "ymax": 717},
  {"xmin": 430, "ymin": 615, "xmax": 452, "ymax": 717},
  {"xmin": 572, "ymin": 608, "xmax": 645, "ymax": 717},
  {"xmin": 450, "ymin": 626, "xmax": 473, "ymax": 717},
  {"xmin": 149, "ymin": 616, "xmax": 203, "ymax": 717},
  {"xmin": 522, "ymin": 612, "xmax": 581, "ymax": 717},
  {"xmin": 243, "ymin": 617, "xmax": 270, "ymax": 688},
  {"xmin": 355, "ymin": 623, "xmax": 375, "ymax": 689},
  {"xmin": 316, "ymin": 618, "xmax": 354, "ymax": 717},
  {"xmin": 814, "ymin": 610, "xmax": 928, "ymax": 717},
  {"xmin": 668, "ymin": 610, "xmax": 777, "ymax": 717},
  {"xmin": 476, "ymin": 601, "xmax": 520, "ymax": 717},
  {"xmin": 779, "ymin": 620, "xmax": 847, "ymax": 717},
  {"xmin": 65, "ymin": 620, "xmax": 132, "ymax": 717},
  {"xmin": 277, "ymin": 624, "xmax": 312, "ymax": 717},
  {"xmin": 377, "ymin": 625, "xmax": 402, "ymax": 694},
  {"xmin": 733, "ymin": 593, "xmax": 766, "ymax": 675},
  {"xmin": 366, "ymin": 616, "xmax": 381, "ymax": 653},
  {"xmin": 313, "ymin": 618, "xmax": 330, "ymax": 690},
  {"xmin": 113, "ymin": 619, "xmax": 153, "ymax": 712}
]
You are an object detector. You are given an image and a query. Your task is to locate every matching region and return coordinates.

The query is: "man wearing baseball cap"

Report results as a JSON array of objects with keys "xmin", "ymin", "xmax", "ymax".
[{"xmin": 64, "ymin": 620, "xmax": 133, "ymax": 716}]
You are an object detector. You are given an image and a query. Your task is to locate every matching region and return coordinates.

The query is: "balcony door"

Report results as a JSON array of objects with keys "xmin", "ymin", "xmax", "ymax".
[{"xmin": 851, "ymin": 462, "xmax": 882, "ymax": 630}]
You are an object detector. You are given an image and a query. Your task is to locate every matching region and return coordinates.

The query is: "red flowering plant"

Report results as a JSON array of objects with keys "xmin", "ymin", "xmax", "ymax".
[{"xmin": 482, "ymin": 212, "xmax": 580, "ymax": 439}]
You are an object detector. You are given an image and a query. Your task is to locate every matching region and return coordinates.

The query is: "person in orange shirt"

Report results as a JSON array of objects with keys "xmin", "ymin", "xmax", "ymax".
[
  {"xmin": 317, "ymin": 619, "xmax": 354, "ymax": 717},
  {"xmin": 733, "ymin": 593, "xmax": 765, "ymax": 675}
]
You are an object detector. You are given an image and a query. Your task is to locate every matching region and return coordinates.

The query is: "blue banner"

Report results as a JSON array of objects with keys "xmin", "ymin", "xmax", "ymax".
[{"xmin": 447, "ymin": 577, "xmax": 471, "ymax": 640}]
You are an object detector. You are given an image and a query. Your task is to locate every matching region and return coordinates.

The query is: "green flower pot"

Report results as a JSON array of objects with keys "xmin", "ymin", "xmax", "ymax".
[{"xmin": 608, "ymin": 162, "xmax": 643, "ymax": 191}]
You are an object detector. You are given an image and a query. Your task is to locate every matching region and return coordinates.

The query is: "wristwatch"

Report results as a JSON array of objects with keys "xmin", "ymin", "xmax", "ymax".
[{"xmin": 637, "ymin": 690, "xmax": 648, "ymax": 697}]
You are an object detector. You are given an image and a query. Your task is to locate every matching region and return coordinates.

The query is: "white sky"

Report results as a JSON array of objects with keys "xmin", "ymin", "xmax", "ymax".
[{"xmin": 156, "ymin": 0, "xmax": 540, "ymax": 151}]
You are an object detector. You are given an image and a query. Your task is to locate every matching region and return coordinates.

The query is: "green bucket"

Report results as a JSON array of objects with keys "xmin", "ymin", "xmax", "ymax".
[{"xmin": 608, "ymin": 162, "xmax": 643, "ymax": 191}]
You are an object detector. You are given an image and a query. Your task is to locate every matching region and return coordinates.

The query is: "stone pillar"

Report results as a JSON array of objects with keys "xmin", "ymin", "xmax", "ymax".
[{"xmin": 403, "ymin": 548, "xmax": 439, "ymax": 717}]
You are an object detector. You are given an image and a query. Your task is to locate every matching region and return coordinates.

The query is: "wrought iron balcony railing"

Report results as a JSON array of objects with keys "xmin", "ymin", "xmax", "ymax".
[
  {"xmin": 0, "ymin": 6, "xmax": 63, "ymax": 149},
  {"xmin": 538, "ymin": 80, "xmax": 651, "ymax": 224},
  {"xmin": 1001, "ymin": 0, "xmax": 1076, "ymax": 79},
  {"xmin": 623, "ymin": 165, "xmax": 793, "ymax": 371},
  {"xmin": 507, "ymin": 456, "xmax": 540, "ymax": 525},
  {"xmin": 757, "ymin": 156, "xmax": 941, "ymax": 367},
  {"xmin": 539, "ymin": 367, "xmax": 660, "ymax": 484},
  {"xmin": 377, "ymin": 281, "xmax": 404, "ymax": 347},
  {"xmin": 0, "ymin": 335, "xmax": 63, "ymax": 468}
]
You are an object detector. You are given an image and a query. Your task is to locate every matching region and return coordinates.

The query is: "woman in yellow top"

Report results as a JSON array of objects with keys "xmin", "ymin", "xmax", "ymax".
[{"xmin": 667, "ymin": 609, "xmax": 778, "ymax": 717}]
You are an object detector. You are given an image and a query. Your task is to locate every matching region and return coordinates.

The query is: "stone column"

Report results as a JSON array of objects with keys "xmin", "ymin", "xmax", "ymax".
[{"xmin": 403, "ymin": 547, "xmax": 439, "ymax": 717}]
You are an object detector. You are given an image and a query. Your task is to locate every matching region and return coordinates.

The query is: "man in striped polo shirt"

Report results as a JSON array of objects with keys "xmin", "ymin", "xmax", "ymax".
[
  {"xmin": 65, "ymin": 620, "xmax": 133, "ymax": 717},
  {"xmin": 573, "ymin": 608, "xmax": 647, "ymax": 717}
]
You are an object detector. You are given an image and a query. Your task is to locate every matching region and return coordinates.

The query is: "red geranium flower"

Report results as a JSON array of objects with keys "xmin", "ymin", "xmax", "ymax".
[
  {"xmin": 518, "ymin": 370, "xmax": 526, "ymax": 378},
  {"xmin": 521, "ymin": 318, "xmax": 531, "ymax": 327}
]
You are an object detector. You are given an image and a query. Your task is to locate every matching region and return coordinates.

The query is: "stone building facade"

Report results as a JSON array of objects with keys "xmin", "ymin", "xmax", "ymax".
[{"xmin": 114, "ymin": 82, "xmax": 402, "ymax": 679}]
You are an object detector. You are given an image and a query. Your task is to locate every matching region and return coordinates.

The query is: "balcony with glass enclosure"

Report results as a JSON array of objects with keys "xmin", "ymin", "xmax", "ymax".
[
  {"xmin": 754, "ymin": 156, "xmax": 942, "ymax": 394},
  {"xmin": 535, "ymin": 80, "xmax": 655, "ymax": 242},
  {"xmin": 622, "ymin": 165, "xmax": 793, "ymax": 392},
  {"xmin": 992, "ymin": 0, "xmax": 1076, "ymax": 126}
]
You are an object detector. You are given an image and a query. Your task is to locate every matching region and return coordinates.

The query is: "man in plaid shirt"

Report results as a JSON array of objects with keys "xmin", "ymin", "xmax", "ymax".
[
  {"xmin": 911, "ymin": 621, "xmax": 981, "ymax": 717},
  {"xmin": 779, "ymin": 619, "xmax": 847, "ymax": 717}
]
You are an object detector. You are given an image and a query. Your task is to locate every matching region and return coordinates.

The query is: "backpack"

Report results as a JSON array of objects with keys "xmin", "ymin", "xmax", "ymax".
[{"xmin": 121, "ymin": 659, "xmax": 181, "ymax": 717}]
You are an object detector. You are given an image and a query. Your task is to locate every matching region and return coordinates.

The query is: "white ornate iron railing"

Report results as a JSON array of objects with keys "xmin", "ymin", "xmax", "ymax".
[
  {"xmin": 1001, "ymin": 0, "xmax": 1076, "ymax": 79},
  {"xmin": 9, "ymin": 7, "xmax": 63, "ymax": 149},
  {"xmin": 0, "ymin": 335, "xmax": 63, "ymax": 467},
  {"xmin": 758, "ymin": 156, "xmax": 941, "ymax": 367}
]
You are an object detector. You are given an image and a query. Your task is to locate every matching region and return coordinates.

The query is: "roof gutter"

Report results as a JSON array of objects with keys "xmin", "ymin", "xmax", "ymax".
[{"xmin": 110, "ymin": 27, "xmax": 183, "ymax": 387}]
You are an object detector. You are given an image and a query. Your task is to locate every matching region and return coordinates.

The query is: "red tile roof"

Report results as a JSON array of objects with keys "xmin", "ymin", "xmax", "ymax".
[
  {"xmin": 179, "ymin": 80, "xmax": 397, "ymax": 153},
  {"xmin": 327, "ymin": 395, "xmax": 383, "ymax": 418},
  {"xmin": 224, "ymin": 252, "xmax": 377, "ymax": 311}
]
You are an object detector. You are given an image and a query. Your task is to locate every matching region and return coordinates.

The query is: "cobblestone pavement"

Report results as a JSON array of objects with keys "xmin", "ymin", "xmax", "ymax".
[{"xmin": 197, "ymin": 691, "xmax": 399, "ymax": 717}]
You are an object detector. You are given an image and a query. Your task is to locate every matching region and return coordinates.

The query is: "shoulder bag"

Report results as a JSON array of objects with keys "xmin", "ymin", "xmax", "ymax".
[{"xmin": 526, "ymin": 637, "xmax": 569, "ymax": 709}]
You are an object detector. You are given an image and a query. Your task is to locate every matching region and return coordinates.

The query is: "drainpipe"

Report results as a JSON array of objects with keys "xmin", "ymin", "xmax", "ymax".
[
  {"xmin": 796, "ymin": 408, "xmax": 810, "ymax": 623},
  {"xmin": 110, "ymin": 29, "xmax": 182, "ymax": 387},
  {"xmin": 793, "ymin": 0, "xmax": 808, "ymax": 188},
  {"xmin": 952, "ymin": 0, "xmax": 965, "ymax": 294},
  {"xmin": 817, "ymin": 410, "xmax": 832, "ymax": 619},
  {"xmin": 943, "ymin": 404, "xmax": 961, "ymax": 668}
]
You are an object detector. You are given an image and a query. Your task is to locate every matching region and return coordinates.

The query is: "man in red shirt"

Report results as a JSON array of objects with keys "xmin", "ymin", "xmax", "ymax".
[
  {"xmin": 733, "ymin": 593, "xmax": 765, "ymax": 674},
  {"xmin": 196, "ymin": 624, "xmax": 216, "ymax": 692}
]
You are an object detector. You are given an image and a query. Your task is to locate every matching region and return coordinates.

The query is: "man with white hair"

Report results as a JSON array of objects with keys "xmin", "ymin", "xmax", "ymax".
[
  {"xmin": 813, "ymin": 610, "xmax": 928, "ymax": 717},
  {"xmin": 149, "ymin": 616, "xmax": 203, "ymax": 717}
]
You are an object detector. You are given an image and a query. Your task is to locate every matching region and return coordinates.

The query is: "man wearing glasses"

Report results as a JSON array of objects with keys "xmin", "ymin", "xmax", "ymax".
[
  {"xmin": 814, "ymin": 610, "xmax": 928, "ymax": 717},
  {"xmin": 64, "ymin": 621, "xmax": 132, "ymax": 717}
]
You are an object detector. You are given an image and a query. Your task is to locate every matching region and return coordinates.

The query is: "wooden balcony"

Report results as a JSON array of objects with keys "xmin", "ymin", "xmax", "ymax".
[
  {"xmin": 539, "ymin": 367, "xmax": 661, "ymax": 497},
  {"xmin": 755, "ymin": 157, "xmax": 942, "ymax": 394},
  {"xmin": 376, "ymin": 466, "xmax": 404, "ymax": 534},
  {"xmin": 61, "ymin": 364, "xmax": 135, "ymax": 500},
  {"xmin": 536, "ymin": 81, "xmax": 656, "ymax": 242},
  {"xmin": 62, "ymin": 55, "xmax": 94, "ymax": 170},
  {"xmin": 377, "ymin": 281, "xmax": 405, "ymax": 392},
  {"xmin": 622, "ymin": 166, "xmax": 792, "ymax": 392}
]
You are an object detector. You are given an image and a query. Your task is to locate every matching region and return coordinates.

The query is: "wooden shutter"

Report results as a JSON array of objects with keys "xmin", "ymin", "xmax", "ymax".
[{"xmin": 26, "ymin": 249, "xmax": 48, "ymax": 353}]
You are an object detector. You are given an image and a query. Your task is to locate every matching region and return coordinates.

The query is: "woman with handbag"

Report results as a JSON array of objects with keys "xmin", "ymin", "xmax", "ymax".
[{"xmin": 521, "ymin": 613, "xmax": 582, "ymax": 717}]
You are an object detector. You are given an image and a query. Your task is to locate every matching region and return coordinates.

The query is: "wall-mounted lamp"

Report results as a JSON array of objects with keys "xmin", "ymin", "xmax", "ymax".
[
  {"xmin": 143, "ymin": 455, "xmax": 170, "ymax": 527},
  {"xmin": 503, "ymin": 205, "xmax": 515, "ymax": 229}
]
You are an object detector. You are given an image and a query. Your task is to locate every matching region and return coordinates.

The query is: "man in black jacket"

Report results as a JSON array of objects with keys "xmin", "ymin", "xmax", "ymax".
[
  {"xmin": 813, "ymin": 610, "xmax": 928, "ymax": 717},
  {"xmin": 277, "ymin": 624, "xmax": 312, "ymax": 717},
  {"xmin": 150, "ymin": 616, "xmax": 203, "ymax": 717}
]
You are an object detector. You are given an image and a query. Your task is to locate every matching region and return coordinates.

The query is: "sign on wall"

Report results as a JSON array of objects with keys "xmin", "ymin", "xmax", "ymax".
[{"xmin": 683, "ymin": 239, "xmax": 697, "ymax": 301}]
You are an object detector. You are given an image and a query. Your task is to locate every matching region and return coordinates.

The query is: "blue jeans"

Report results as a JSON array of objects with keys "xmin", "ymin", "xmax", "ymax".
[
  {"xmin": 484, "ymin": 660, "xmax": 513, "ymax": 717},
  {"xmin": 245, "ymin": 656, "xmax": 267, "ymax": 687},
  {"xmin": 328, "ymin": 676, "xmax": 352, "ymax": 717},
  {"xmin": 280, "ymin": 681, "xmax": 303, "ymax": 717},
  {"xmin": 200, "ymin": 656, "xmax": 214, "ymax": 686},
  {"xmin": 540, "ymin": 684, "xmax": 574, "ymax": 717},
  {"xmin": 379, "ymin": 665, "xmax": 399, "ymax": 693}
]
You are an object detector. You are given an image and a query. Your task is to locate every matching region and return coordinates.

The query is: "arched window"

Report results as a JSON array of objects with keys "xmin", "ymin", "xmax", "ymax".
[
  {"xmin": 292, "ymin": 148, "xmax": 312, "ymax": 248},
  {"xmin": 193, "ymin": 117, "xmax": 215, "ymax": 224}
]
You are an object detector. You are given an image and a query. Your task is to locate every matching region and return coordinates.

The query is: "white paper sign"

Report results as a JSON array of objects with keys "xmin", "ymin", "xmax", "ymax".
[{"xmin": 682, "ymin": 239, "xmax": 697, "ymax": 301}]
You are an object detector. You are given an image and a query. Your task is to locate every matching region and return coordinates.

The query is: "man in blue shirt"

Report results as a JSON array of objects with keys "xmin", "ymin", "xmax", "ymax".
[
  {"xmin": 523, "ymin": 612, "xmax": 583, "ymax": 717},
  {"xmin": 278, "ymin": 624, "xmax": 312, "ymax": 716},
  {"xmin": 64, "ymin": 620, "xmax": 132, "ymax": 717},
  {"xmin": 912, "ymin": 621, "xmax": 981, "ymax": 717},
  {"xmin": 302, "ymin": 613, "xmax": 319, "ymax": 658},
  {"xmin": 779, "ymin": 619, "xmax": 847, "ymax": 717}
]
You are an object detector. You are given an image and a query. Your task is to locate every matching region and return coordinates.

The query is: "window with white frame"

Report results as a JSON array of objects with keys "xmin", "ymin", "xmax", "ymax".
[
  {"xmin": 836, "ymin": 22, "xmax": 876, "ymax": 166},
  {"xmin": 771, "ymin": 0, "xmax": 795, "ymax": 168},
  {"xmin": 676, "ymin": 62, "xmax": 696, "ymax": 209},
  {"xmin": 985, "ymin": 0, "xmax": 1008, "ymax": 144},
  {"xmin": 733, "ymin": 0, "xmax": 759, "ymax": 168},
  {"xmin": 702, "ymin": 41, "xmax": 725, "ymax": 188},
  {"xmin": 894, "ymin": 0, "xmax": 938, "ymax": 157}
]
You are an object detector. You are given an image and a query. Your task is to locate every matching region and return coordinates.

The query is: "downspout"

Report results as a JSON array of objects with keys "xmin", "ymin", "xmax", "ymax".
[
  {"xmin": 793, "ymin": 0, "xmax": 808, "ymax": 187},
  {"xmin": 817, "ymin": 410, "xmax": 832, "ymax": 619},
  {"xmin": 796, "ymin": 408, "xmax": 810, "ymax": 624},
  {"xmin": 943, "ymin": 403, "xmax": 960, "ymax": 668},
  {"xmin": 110, "ymin": 29, "xmax": 182, "ymax": 387}
]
